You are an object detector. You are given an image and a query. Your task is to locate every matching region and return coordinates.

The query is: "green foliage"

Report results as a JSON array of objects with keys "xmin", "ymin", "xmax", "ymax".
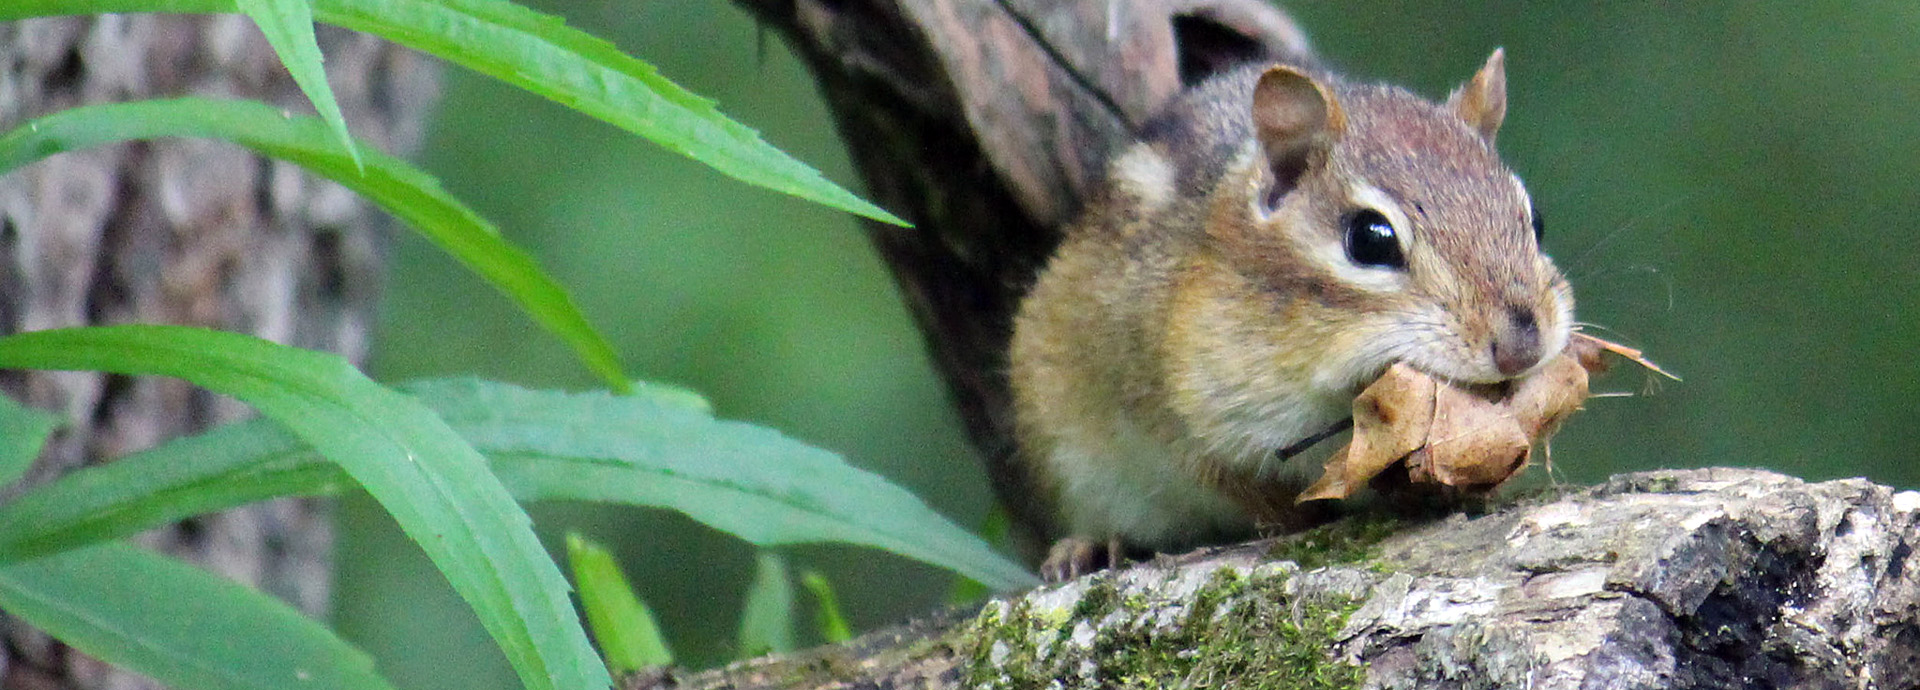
[
  {"xmin": 0, "ymin": 98, "xmax": 630, "ymax": 394},
  {"xmin": 567, "ymin": 533, "xmax": 674, "ymax": 674},
  {"xmin": 0, "ymin": 419, "xmax": 330, "ymax": 562},
  {"xmin": 0, "ymin": 0, "xmax": 906, "ymax": 226},
  {"xmin": 736, "ymin": 551, "xmax": 797, "ymax": 658},
  {"xmin": 0, "ymin": 1, "xmax": 994, "ymax": 688},
  {"xmin": 949, "ymin": 506, "xmax": 1014, "ymax": 605},
  {"xmin": 0, "ymin": 543, "xmax": 394, "ymax": 690},
  {"xmin": 0, "ymin": 393, "xmax": 61, "ymax": 488},
  {"xmin": 231, "ymin": 0, "xmax": 360, "ymax": 169},
  {"xmin": 801, "ymin": 571, "xmax": 853, "ymax": 644},
  {"xmin": 414, "ymin": 378, "xmax": 1036, "ymax": 591},
  {"xmin": 0, "ymin": 368, "xmax": 1034, "ymax": 687},
  {"xmin": 0, "ymin": 377, "xmax": 1032, "ymax": 592},
  {"xmin": 0, "ymin": 326, "xmax": 608, "ymax": 690}
]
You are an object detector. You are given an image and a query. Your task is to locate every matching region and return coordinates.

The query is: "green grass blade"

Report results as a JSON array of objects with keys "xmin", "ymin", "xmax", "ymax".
[
  {"xmin": 565, "ymin": 533, "xmax": 673, "ymax": 674},
  {"xmin": 0, "ymin": 419, "xmax": 340, "ymax": 563},
  {"xmin": 799, "ymin": 570, "xmax": 852, "ymax": 644},
  {"xmin": 735, "ymin": 552, "xmax": 795, "ymax": 658},
  {"xmin": 0, "ymin": 98, "xmax": 630, "ymax": 394},
  {"xmin": 0, "ymin": 394, "xmax": 61, "ymax": 489},
  {"xmin": 947, "ymin": 505, "xmax": 1011, "ymax": 605},
  {"xmin": 0, "ymin": 542, "xmax": 396, "ymax": 690},
  {"xmin": 0, "ymin": 0, "xmax": 908, "ymax": 226},
  {"xmin": 0, "ymin": 377, "xmax": 1037, "ymax": 590},
  {"xmin": 234, "ymin": 0, "xmax": 363, "ymax": 170},
  {"xmin": 412, "ymin": 378, "xmax": 1039, "ymax": 591},
  {"xmin": 326, "ymin": 0, "xmax": 906, "ymax": 226},
  {"xmin": 0, "ymin": 326, "xmax": 609, "ymax": 690}
]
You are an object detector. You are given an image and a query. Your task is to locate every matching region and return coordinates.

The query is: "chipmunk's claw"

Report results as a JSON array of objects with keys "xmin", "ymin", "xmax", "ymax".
[{"xmin": 1041, "ymin": 536, "xmax": 1128, "ymax": 582}]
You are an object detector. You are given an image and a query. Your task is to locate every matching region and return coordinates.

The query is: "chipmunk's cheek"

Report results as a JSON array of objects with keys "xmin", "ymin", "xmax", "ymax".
[
  {"xmin": 1313, "ymin": 327, "xmax": 1393, "ymax": 393},
  {"xmin": 1400, "ymin": 325, "xmax": 1508, "ymax": 386},
  {"xmin": 1547, "ymin": 283, "xmax": 1577, "ymax": 355},
  {"xmin": 1427, "ymin": 355, "xmax": 1507, "ymax": 386}
]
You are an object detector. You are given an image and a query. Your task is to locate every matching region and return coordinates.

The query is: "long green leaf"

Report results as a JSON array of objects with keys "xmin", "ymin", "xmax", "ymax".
[
  {"xmin": 0, "ymin": 542, "xmax": 396, "ymax": 690},
  {"xmin": 0, "ymin": 378, "xmax": 1039, "ymax": 591},
  {"xmin": 418, "ymin": 378, "xmax": 1038, "ymax": 590},
  {"xmin": 0, "ymin": 98, "xmax": 630, "ymax": 394},
  {"xmin": 0, "ymin": 394, "xmax": 61, "ymax": 489},
  {"xmin": 948, "ymin": 506, "xmax": 1012, "ymax": 605},
  {"xmin": 565, "ymin": 533, "xmax": 673, "ymax": 674},
  {"xmin": 0, "ymin": 419, "xmax": 336, "ymax": 562},
  {"xmin": 736, "ymin": 551, "xmax": 795, "ymax": 658},
  {"xmin": 0, "ymin": 326, "xmax": 609, "ymax": 690},
  {"xmin": 0, "ymin": 0, "xmax": 909, "ymax": 226},
  {"xmin": 233, "ymin": 0, "xmax": 362, "ymax": 170}
]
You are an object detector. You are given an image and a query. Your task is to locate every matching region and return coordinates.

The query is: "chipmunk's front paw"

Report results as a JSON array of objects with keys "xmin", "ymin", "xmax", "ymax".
[{"xmin": 1041, "ymin": 536, "xmax": 1127, "ymax": 582}]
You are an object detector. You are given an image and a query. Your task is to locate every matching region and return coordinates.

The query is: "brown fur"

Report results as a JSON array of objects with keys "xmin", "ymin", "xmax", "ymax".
[{"xmin": 1011, "ymin": 51, "xmax": 1573, "ymax": 571}]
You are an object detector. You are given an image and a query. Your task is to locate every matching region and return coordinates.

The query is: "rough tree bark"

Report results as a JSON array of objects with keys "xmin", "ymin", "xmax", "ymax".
[
  {"xmin": 635, "ymin": 469, "xmax": 1920, "ymax": 689},
  {"xmin": 689, "ymin": 2, "xmax": 1920, "ymax": 688},
  {"xmin": 0, "ymin": 16, "xmax": 438, "ymax": 690}
]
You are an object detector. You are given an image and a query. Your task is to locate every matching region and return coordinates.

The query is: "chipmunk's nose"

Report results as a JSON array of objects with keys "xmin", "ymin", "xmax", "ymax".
[{"xmin": 1491, "ymin": 305, "xmax": 1543, "ymax": 377}]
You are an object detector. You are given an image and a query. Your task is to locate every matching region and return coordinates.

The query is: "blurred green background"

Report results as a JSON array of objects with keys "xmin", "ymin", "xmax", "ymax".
[{"xmin": 337, "ymin": 1, "xmax": 1920, "ymax": 688}]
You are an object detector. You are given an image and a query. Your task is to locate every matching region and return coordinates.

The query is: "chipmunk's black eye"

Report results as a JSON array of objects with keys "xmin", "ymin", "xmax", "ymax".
[
  {"xmin": 1530, "ymin": 206, "xmax": 1545, "ymax": 242},
  {"xmin": 1344, "ymin": 209, "xmax": 1404, "ymax": 269}
]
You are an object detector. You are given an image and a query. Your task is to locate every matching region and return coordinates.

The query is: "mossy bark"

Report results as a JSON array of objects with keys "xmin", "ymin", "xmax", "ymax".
[{"xmin": 626, "ymin": 469, "xmax": 1920, "ymax": 689}]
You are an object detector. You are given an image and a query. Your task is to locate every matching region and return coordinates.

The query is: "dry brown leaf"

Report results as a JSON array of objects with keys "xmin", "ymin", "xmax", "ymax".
[
  {"xmin": 1508, "ymin": 350, "xmax": 1592, "ymax": 439},
  {"xmin": 1297, "ymin": 333, "xmax": 1659, "ymax": 503},
  {"xmin": 1299, "ymin": 363, "xmax": 1434, "ymax": 501},
  {"xmin": 1569, "ymin": 331, "xmax": 1680, "ymax": 381},
  {"xmin": 1411, "ymin": 381, "xmax": 1530, "ymax": 489}
]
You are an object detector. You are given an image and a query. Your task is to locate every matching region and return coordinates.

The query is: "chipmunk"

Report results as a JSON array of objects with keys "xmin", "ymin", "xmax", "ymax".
[{"xmin": 1008, "ymin": 50, "xmax": 1574, "ymax": 581}]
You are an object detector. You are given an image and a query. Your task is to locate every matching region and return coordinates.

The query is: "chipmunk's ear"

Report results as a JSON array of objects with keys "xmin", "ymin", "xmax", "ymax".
[
  {"xmin": 1252, "ymin": 66, "xmax": 1345, "ymax": 208},
  {"xmin": 1449, "ymin": 48, "xmax": 1507, "ymax": 142}
]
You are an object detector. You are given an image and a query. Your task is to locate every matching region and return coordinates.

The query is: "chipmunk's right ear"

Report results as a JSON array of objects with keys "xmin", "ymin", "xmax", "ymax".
[
  {"xmin": 1252, "ymin": 66, "xmax": 1345, "ymax": 210},
  {"xmin": 1449, "ymin": 48, "xmax": 1507, "ymax": 142}
]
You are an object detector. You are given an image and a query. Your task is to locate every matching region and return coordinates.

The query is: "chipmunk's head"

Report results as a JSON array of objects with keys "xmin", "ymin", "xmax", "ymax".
[{"xmin": 1211, "ymin": 49, "xmax": 1573, "ymax": 388}]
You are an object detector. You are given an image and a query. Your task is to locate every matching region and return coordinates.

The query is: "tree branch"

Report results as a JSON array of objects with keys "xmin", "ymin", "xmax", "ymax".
[{"xmin": 630, "ymin": 469, "xmax": 1920, "ymax": 688}]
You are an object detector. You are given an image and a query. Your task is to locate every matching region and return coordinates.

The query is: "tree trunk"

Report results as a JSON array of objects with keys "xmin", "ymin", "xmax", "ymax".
[
  {"xmin": 0, "ymin": 16, "xmax": 438, "ymax": 690},
  {"xmin": 629, "ymin": 468, "xmax": 1920, "ymax": 689}
]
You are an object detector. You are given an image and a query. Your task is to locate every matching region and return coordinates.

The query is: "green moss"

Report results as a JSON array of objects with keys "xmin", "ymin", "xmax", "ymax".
[
  {"xmin": 1640, "ymin": 474, "xmax": 1681, "ymax": 493},
  {"xmin": 1265, "ymin": 516, "xmax": 1401, "ymax": 571},
  {"xmin": 1072, "ymin": 579, "xmax": 1119, "ymax": 619},
  {"xmin": 960, "ymin": 568, "xmax": 1365, "ymax": 690}
]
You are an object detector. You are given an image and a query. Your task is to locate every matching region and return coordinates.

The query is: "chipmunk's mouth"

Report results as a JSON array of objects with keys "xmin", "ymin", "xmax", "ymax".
[
  {"xmin": 1384, "ymin": 326, "xmax": 1578, "ymax": 399},
  {"xmin": 1384, "ymin": 342, "xmax": 1500, "ymax": 388},
  {"xmin": 1392, "ymin": 302, "xmax": 1574, "ymax": 388}
]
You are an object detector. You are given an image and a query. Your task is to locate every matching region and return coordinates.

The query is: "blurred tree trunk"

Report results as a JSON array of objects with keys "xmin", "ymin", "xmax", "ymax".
[
  {"xmin": 728, "ymin": 0, "xmax": 1313, "ymax": 555},
  {"xmin": 0, "ymin": 16, "xmax": 438, "ymax": 690}
]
